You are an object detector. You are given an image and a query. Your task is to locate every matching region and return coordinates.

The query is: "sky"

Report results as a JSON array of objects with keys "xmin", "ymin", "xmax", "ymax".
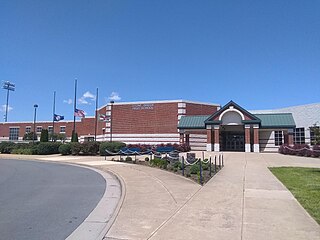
[{"xmin": 1, "ymin": 0, "xmax": 319, "ymax": 122}]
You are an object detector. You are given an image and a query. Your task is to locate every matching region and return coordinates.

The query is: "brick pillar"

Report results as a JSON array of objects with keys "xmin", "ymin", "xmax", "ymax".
[
  {"xmin": 206, "ymin": 126, "xmax": 213, "ymax": 151},
  {"xmin": 245, "ymin": 124, "xmax": 251, "ymax": 152},
  {"xmin": 179, "ymin": 133, "xmax": 185, "ymax": 144},
  {"xmin": 253, "ymin": 124, "xmax": 259, "ymax": 152},
  {"xmin": 214, "ymin": 125, "xmax": 220, "ymax": 152},
  {"xmin": 288, "ymin": 129, "xmax": 294, "ymax": 146}
]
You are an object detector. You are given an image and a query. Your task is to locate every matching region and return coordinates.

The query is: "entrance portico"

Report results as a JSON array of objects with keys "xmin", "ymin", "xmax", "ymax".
[
  {"xmin": 178, "ymin": 101, "xmax": 296, "ymax": 153},
  {"xmin": 205, "ymin": 101, "xmax": 261, "ymax": 152}
]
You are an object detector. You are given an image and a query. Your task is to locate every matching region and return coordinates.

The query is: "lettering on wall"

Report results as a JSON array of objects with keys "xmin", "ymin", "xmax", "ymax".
[{"xmin": 132, "ymin": 104, "xmax": 154, "ymax": 110}]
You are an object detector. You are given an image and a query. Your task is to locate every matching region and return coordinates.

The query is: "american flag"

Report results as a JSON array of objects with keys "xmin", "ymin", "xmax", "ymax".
[{"xmin": 74, "ymin": 108, "xmax": 85, "ymax": 118}]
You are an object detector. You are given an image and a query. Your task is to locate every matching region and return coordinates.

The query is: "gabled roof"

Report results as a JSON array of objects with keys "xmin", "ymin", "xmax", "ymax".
[
  {"xmin": 178, "ymin": 113, "xmax": 296, "ymax": 129},
  {"xmin": 178, "ymin": 115, "xmax": 210, "ymax": 129},
  {"xmin": 205, "ymin": 100, "xmax": 261, "ymax": 124},
  {"xmin": 254, "ymin": 113, "xmax": 296, "ymax": 128}
]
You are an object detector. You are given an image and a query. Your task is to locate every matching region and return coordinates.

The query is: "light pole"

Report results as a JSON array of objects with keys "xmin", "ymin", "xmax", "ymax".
[
  {"xmin": 110, "ymin": 100, "xmax": 114, "ymax": 142},
  {"xmin": 2, "ymin": 81, "xmax": 15, "ymax": 122},
  {"xmin": 33, "ymin": 104, "xmax": 38, "ymax": 144}
]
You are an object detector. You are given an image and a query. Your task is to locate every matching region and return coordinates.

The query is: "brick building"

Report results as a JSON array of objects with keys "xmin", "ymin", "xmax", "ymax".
[{"xmin": 0, "ymin": 99, "xmax": 319, "ymax": 152}]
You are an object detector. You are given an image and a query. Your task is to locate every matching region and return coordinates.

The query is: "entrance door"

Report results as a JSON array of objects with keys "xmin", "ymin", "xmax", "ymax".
[{"xmin": 221, "ymin": 132, "xmax": 245, "ymax": 151}]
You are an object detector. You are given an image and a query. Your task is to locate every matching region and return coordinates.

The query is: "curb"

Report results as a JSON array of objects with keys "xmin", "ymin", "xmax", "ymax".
[{"xmin": 64, "ymin": 164, "xmax": 126, "ymax": 240}]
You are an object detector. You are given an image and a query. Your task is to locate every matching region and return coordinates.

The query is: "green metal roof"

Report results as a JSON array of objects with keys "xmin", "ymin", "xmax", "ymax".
[
  {"xmin": 178, "ymin": 115, "xmax": 210, "ymax": 129},
  {"xmin": 254, "ymin": 113, "xmax": 296, "ymax": 128},
  {"xmin": 178, "ymin": 113, "xmax": 296, "ymax": 129}
]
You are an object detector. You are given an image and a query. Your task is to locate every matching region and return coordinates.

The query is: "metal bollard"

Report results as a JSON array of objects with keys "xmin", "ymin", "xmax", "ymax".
[
  {"xmin": 182, "ymin": 156, "xmax": 185, "ymax": 176},
  {"xmin": 214, "ymin": 155, "xmax": 217, "ymax": 173},
  {"xmin": 209, "ymin": 156, "xmax": 212, "ymax": 177},
  {"xmin": 199, "ymin": 158, "xmax": 203, "ymax": 185},
  {"xmin": 219, "ymin": 154, "xmax": 221, "ymax": 169}
]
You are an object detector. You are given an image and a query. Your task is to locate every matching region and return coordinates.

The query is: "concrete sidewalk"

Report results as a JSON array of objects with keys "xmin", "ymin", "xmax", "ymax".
[{"xmin": 2, "ymin": 153, "xmax": 320, "ymax": 239}]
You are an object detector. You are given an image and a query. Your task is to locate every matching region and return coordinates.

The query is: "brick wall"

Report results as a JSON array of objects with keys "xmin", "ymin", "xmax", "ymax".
[
  {"xmin": 186, "ymin": 103, "xmax": 218, "ymax": 116},
  {"xmin": 111, "ymin": 102, "xmax": 178, "ymax": 134}
]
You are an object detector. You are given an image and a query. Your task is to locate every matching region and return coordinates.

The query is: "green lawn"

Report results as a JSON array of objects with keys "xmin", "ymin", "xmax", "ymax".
[{"xmin": 269, "ymin": 167, "xmax": 320, "ymax": 225}]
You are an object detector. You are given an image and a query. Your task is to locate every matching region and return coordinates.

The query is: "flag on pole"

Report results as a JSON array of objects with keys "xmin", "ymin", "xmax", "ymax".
[
  {"xmin": 99, "ymin": 113, "xmax": 110, "ymax": 122},
  {"xmin": 53, "ymin": 114, "xmax": 64, "ymax": 121},
  {"xmin": 74, "ymin": 108, "xmax": 85, "ymax": 118}
]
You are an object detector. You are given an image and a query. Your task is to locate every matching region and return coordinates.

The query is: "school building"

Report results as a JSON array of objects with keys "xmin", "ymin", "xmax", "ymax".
[{"xmin": 0, "ymin": 100, "xmax": 319, "ymax": 152}]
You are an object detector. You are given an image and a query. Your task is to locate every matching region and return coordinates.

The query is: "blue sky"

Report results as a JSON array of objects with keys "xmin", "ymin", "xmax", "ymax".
[{"xmin": 1, "ymin": 0, "xmax": 319, "ymax": 122}]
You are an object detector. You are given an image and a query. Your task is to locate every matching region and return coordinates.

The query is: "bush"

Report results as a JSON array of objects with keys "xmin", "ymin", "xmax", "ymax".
[
  {"xmin": 37, "ymin": 142, "xmax": 61, "ymax": 155},
  {"xmin": 70, "ymin": 142, "xmax": 81, "ymax": 155},
  {"xmin": 23, "ymin": 132, "xmax": 37, "ymax": 141},
  {"xmin": 190, "ymin": 164, "xmax": 200, "ymax": 174},
  {"xmin": 11, "ymin": 148, "xmax": 33, "ymax": 155},
  {"xmin": 59, "ymin": 144, "xmax": 71, "ymax": 155},
  {"xmin": 145, "ymin": 157, "xmax": 150, "ymax": 161},
  {"xmin": 150, "ymin": 157, "xmax": 168, "ymax": 169},
  {"xmin": 0, "ymin": 142, "xmax": 16, "ymax": 154},
  {"xmin": 99, "ymin": 141, "xmax": 126, "ymax": 156},
  {"xmin": 125, "ymin": 156, "xmax": 133, "ymax": 162},
  {"xmin": 81, "ymin": 142, "xmax": 100, "ymax": 155}
]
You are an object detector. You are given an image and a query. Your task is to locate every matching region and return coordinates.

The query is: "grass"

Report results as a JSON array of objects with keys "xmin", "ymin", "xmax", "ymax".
[{"xmin": 269, "ymin": 167, "xmax": 320, "ymax": 224}]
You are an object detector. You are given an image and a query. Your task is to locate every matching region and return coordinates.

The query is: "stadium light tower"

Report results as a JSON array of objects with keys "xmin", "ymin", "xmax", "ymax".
[{"xmin": 2, "ymin": 81, "xmax": 15, "ymax": 122}]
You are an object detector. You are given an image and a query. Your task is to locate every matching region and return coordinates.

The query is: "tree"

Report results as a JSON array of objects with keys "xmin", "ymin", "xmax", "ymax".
[
  {"xmin": 23, "ymin": 132, "xmax": 37, "ymax": 141},
  {"xmin": 310, "ymin": 124, "xmax": 320, "ymax": 145},
  {"xmin": 40, "ymin": 129, "xmax": 49, "ymax": 142},
  {"xmin": 71, "ymin": 130, "xmax": 78, "ymax": 142}
]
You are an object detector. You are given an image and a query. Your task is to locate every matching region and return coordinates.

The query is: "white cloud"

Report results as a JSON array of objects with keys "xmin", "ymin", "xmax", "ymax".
[
  {"xmin": 78, "ymin": 91, "xmax": 96, "ymax": 105},
  {"xmin": 109, "ymin": 92, "xmax": 121, "ymax": 101},
  {"xmin": 0, "ymin": 104, "xmax": 13, "ymax": 112},
  {"xmin": 83, "ymin": 91, "xmax": 95, "ymax": 100},
  {"xmin": 63, "ymin": 99, "xmax": 73, "ymax": 105}
]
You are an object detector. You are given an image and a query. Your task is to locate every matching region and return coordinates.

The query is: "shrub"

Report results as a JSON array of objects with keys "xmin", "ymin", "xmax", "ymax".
[
  {"xmin": 11, "ymin": 148, "xmax": 33, "ymax": 155},
  {"xmin": 59, "ymin": 144, "xmax": 71, "ymax": 155},
  {"xmin": 40, "ymin": 129, "xmax": 49, "ymax": 142},
  {"xmin": 70, "ymin": 142, "xmax": 81, "ymax": 155},
  {"xmin": 99, "ymin": 141, "xmax": 126, "ymax": 156},
  {"xmin": 313, "ymin": 145, "xmax": 320, "ymax": 157},
  {"xmin": 0, "ymin": 142, "xmax": 16, "ymax": 154},
  {"xmin": 37, "ymin": 142, "xmax": 61, "ymax": 155},
  {"xmin": 150, "ymin": 157, "xmax": 168, "ymax": 169},
  {"xmin": 23, "ymin": 132, "xmax": 37, "ymax": 141},
  {"xmin": 125, "ymin": 156, "xmax": 133, "ymax": 162},
  {"xmin": 190, "ymin": 164, "xmax": 200, "ymax": 174},
  {"xmin": 81, "ymin": 142, "xmax": 100, "ymax": 155},
  {"xmin": 145, "ymin": 157, "xmax": 150, "ymax": 161}
]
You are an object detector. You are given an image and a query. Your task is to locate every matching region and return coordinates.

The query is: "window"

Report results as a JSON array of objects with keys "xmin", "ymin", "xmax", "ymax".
[
  {"xmin": 25, "ymin": 126, "xmax": 31, "ymax": 133},
  {"xmin": 36, "ymin": 126, "xmax": 42, "ymax": 133},
  {"xmin": 294, "ymin": 128, "xmax": 305, "ymax": 144},
  {"xmin": 275, "ymin": 131, "xmax": 283, "ymax": 146},
  {"xmin": 310, "ymin": 126, "xmax": 320, "ymax": 145},
  {"xmin": 48, "ymin": 126, "xmax": 53, "ymax": 134},
  {"xmin": 9, "ymin": 127, "xmax": 19, "ymax": 141},
  {"xmin": 60, "ymin": 126, "xmax": 66, "ymax": 133}
]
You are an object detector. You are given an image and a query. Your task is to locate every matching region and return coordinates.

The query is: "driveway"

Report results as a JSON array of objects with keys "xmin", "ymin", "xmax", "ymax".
[{"xmin": 0, "ymin": 159, "xmax": 106, "ymax": 240}]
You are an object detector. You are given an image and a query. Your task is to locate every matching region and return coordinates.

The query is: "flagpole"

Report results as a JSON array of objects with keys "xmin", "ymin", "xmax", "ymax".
[
  {"xmin": 73, "ymin": 79, "xmax": 77, "ymax": 133},
  {"xmin": 52, "ymin": 91, "xmax": 56, "ymax": 141},
  {"xmin": 94, "ymin": 87, "xmax": 98, "ymax": 141}
]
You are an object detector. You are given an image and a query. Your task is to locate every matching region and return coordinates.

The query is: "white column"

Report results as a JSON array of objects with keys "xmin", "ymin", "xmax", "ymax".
[
  {"xmin": 245, "ymin": 124, "xmax": 251, "ymax": 153},
  {"xmin": 253, "ymin": 124, "xmax": 259, "ymax": 153},
  {"xmin": 214, "ymin": 125, "xmax": 220, "ymax": 152}
]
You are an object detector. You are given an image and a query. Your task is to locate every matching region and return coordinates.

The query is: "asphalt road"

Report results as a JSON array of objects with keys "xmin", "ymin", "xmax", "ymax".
[{"xmin": 0, "ymin": 159, "xmax": 106, "ymax": 240}]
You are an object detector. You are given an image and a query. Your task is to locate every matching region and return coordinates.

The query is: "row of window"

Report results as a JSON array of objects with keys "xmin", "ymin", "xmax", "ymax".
[
  {"xmin": 25, "ymin": 126, "xmax": 66, "ymax": 134},
  {"xmin": 274, "ymin": 127, "xmax": 319, "ymax": 146},
  {"xmin": 9, "ymin": 126, "xmax": 66, "ymax": 140}
]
